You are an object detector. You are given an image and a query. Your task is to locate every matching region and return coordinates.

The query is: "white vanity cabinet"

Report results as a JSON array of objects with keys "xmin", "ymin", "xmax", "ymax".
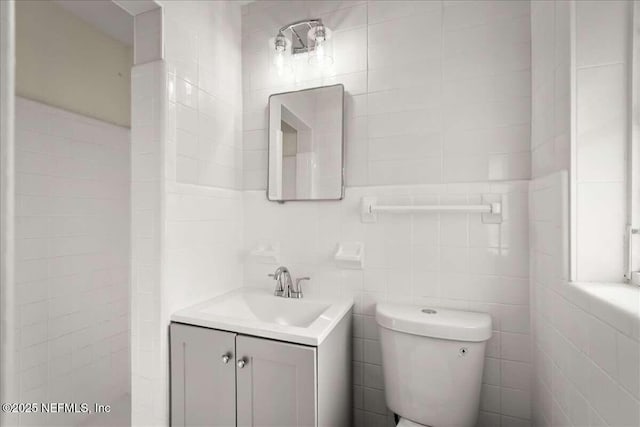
[
  {"xmin": 169, "ymin": 311, "xmax": 351, "ymax": 427},
  {"xmin": 235, "ymin": 335, "xmax": 316, "ymax": 426},
  {"xmin": 170, "ymin": 324, "xmax": 237, "ymax": 426}
]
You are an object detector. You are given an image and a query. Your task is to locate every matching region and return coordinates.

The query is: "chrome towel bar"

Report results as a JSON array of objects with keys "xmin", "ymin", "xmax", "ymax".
[{"xmin": 360, "ymin": 197, "xmax": 502, "ymax": 224}]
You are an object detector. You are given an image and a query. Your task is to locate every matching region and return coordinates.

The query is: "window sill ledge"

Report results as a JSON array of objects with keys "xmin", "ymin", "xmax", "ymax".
[{"xmin": 567, "ymin": 281, "xmax": 640, "ymax": 340}]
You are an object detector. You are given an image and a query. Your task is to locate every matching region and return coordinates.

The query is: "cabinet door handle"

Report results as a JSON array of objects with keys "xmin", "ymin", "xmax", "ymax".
[
  {"xmin": 221, "ymin": 353, "xmax": 232, "ymax": 364},
  {"xmin": 237, "ymin": 357, "xmax": 247, "ymax": 368}
]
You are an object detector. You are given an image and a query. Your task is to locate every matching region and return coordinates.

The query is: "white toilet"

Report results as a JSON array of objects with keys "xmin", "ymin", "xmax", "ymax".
[{"xmin": 376, "ymin": 303, "xmax": 492, "ymax": 427}]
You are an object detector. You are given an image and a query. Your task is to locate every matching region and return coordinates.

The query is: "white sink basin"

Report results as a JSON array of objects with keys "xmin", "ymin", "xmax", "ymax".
[
  {"xmin": 199, "ymin": 292, "xmax": 330, "ymax": 327},
  {"xmin": 171, "ymin": 288, "xmax": 353, "ymax": 345}
]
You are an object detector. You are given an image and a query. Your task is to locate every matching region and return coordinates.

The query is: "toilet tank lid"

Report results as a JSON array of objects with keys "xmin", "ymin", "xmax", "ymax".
[{"xmin": 375, "ymin": 303, "xmax": 492, "ymax": 342}]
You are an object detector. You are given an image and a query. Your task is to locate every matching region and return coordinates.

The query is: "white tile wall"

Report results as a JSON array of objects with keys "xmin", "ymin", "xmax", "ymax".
[
  {"xmin": 14, "ymin": 98, "xmax": 130, "ymax": 426},
  {"xmin": 242, "ymin": 0, "xmax": 532, "ymax": 190},
  {"xmin": 634, "ymin": 4, "xmax": 640, "ymax": 280},
  {"xmin": 530, "ymin": 24, "xmax": 636, "ymax": 427},
  {"xmin": 530, "ymin": 0, "xmax": 570, "ymax": 178},
  {"xmin": 131, "ymin": 1, "xmax": 245, "ymax": 425},
  {"xmin": 573, "ymin": 0, "xmax": 631, "ymax": 283},
  {"xmin": 130, "ymin": 60, "xmax": 166, "ymax": 427},
  {"xmin": 0, "ymin": 3, "xmax": 17, "ymax": 425},
  {"xmin": 529, "ymin": 172, "xmax": 640, "ymax": 427},
  {"xmin": 165, "ymin": 183, "xmax": 243, "ymax": 316},
  {"xmin": 162, "ymin": 0, "xmax": 244, "ymax": 333},
  {"xmin": 162, "ymin": 0, "xmax": 243, "ymax": 189},
  {"xmin": 243, "ymin": 180, "xmax": 531, "ymax": 426}
]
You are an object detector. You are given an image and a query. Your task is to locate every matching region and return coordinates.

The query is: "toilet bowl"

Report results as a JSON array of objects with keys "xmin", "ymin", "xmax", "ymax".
[{"xmin": 376, "ymin": 304, "xmax": 492, "ymax": 427}]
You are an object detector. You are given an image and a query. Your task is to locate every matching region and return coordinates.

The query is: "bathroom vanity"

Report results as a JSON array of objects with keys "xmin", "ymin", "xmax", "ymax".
[{"xmin": 169, "ymin": 288, "xmax": 353, "ymax": 427}]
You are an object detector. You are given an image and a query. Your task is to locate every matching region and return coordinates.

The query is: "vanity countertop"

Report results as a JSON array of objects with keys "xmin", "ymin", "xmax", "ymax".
[{"xmin": 171, "ymin": 287, "xmax": 353, "ymax": 346}]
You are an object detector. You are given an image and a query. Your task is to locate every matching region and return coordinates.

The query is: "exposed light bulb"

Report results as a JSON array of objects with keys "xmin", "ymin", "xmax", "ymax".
[
  {"xmin": 314, "ymin": 26, "xmax": 326, "ymax": 66},
  {"xmin": 308, "ymin": 24, "xmax": 333, "ymax": 67},
  {"xmin": 315, "ymin": 41, "xmax": 325, "ymax": 66},
  {"xmin": 274, "ymin": 50, "xmax": 285, "ymax": 75},
  {"xmin": 273, "ymin": 32, "xmax": 287, "ymax": 76}
]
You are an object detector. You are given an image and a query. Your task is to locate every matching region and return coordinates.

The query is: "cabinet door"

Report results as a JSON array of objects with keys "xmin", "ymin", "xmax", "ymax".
[
  {"xmin": 236, "ymin": 336, "xmax": 317, "ymax": 427},
  {"xmin": 170, "ymin": 323, "xmax": 236, "ymax": 427}
]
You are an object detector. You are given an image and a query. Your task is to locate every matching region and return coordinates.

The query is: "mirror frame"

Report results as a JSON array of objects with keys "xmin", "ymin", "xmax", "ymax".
[{"xmin": 266, "ymin": 83, "xmax": 345, "ymax": 202}]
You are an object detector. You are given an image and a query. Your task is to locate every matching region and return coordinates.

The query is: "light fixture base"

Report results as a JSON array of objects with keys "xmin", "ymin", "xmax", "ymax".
[{"xmin": 277, "ymin": 19, "xmax": 323, "ymax": 55}]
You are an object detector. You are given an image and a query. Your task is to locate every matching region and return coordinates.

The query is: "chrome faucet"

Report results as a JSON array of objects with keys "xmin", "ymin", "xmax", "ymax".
[
  {"xmin": 269, "ymin": 266, "xmax": 293, "ymax": 297},
  {"xmin": 268, "ymin": 266, "xmax": 310, "ymax": 298}
]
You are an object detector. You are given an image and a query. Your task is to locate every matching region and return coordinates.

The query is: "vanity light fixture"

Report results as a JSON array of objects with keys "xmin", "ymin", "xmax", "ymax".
[
  {"xmin": 271, "ymin": 19, "xmax": 333, "ymax": 75},
  {"xmin": 272, "ymin": 31, "xmax": 290, "ymax": 76}
]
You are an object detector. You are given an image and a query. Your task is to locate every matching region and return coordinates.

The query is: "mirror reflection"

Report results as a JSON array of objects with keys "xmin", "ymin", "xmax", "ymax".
[{"xmin": 268, "ymin": 84, "xmax": 344, "ymax": 201}]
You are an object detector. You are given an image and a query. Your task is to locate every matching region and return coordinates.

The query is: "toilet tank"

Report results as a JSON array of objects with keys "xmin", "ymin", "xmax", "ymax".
[{"xmin": 376, "ymin": 304, "xmax": 492, "ymax": 427}]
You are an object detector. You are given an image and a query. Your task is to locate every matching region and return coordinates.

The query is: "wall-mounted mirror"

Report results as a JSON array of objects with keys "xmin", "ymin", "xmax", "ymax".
[{"xmin": 268, "ymin": 84, "xmax": 344, "ymax": 201}]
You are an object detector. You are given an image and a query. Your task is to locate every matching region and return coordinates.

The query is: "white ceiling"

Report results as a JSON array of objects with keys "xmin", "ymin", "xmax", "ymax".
[{"xmin": 54, "ymin": 0, "xmax": 134, "ymax": 46}]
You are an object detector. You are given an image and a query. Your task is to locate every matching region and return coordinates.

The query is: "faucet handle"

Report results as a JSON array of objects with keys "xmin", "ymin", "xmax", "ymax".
[
  {"xmin": 270, "ymin": 272, "xmax": 286, "ymax": 297},
  {"xmin": 291, "ymin": 277, "xmax": 310, "ymax": 299}
]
